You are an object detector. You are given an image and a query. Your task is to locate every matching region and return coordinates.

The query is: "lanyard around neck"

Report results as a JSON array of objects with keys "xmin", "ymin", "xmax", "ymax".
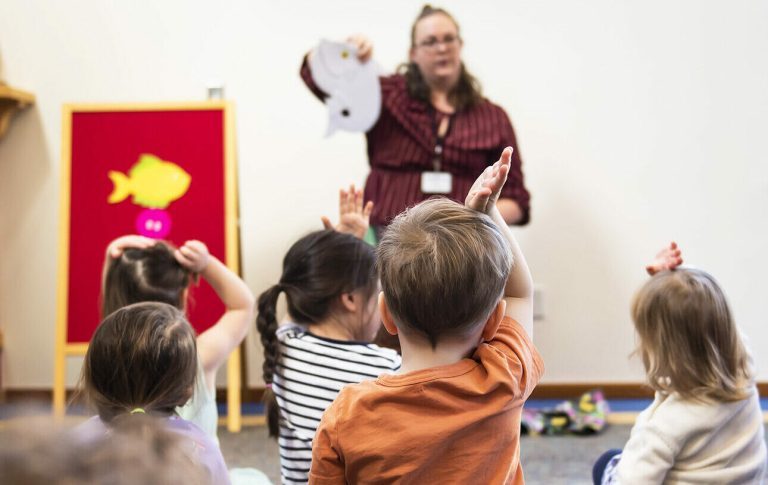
[{"xmin": 431, "ymin": 109, "xmax": 452, "ymax": 172}]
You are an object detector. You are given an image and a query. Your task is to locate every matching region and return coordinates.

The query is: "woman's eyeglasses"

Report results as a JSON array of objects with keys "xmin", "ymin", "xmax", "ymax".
[{"xmin": 416, "ymin": 35, "xmax": 460, "ymax": 50}]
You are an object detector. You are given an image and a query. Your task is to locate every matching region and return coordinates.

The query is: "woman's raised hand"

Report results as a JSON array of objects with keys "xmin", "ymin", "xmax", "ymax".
[{"xmin": 346, "ymin": 34, "xmax": 373, "ymax": 62}]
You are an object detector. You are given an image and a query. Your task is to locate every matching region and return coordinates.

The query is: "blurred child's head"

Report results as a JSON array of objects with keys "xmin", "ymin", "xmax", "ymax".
[
  {"xmin": 0, "ymin": 416, "xmax": 206, "ymax": 485},
  {"xmin": 377, "ymin": 198, "xmax": 512, "ymax": 348},
  {"xmin": 632, "ymin": 268, "xmax": 752, "ymax": 402},
  {"xmin": 102, "ymin": 242, "xmax": 191, "ymax": 318},
  {"xmin": 81, "ymin": 302, "xmax": 197, "ymax": 422},
  {"xmin": 256, "ymin": 229, "xmax": 378, "ymax": 436}
]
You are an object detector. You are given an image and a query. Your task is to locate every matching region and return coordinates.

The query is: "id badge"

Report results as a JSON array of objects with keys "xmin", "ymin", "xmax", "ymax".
[{"xmin": 421, "ymin": 171, "xmax": 453, "ymax": 194}]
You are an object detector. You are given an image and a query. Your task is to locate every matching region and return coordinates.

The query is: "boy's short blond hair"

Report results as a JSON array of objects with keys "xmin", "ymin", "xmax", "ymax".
[{"xmin": 377, "ymin": 198, "xmax": 512, "ymax": 347}]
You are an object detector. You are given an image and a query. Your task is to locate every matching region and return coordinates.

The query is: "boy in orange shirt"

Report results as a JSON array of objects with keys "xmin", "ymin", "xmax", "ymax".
[{"xmin": 309, "ymin": 147, "xmax": 544, "ymax": 484}]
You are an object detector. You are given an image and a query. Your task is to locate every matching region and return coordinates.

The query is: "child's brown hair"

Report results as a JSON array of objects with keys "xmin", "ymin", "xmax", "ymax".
[
  {"xmin": 101, "ymin": 242, "xmax": 191, "ymax": 318},
  {"xmin": 632, "ymin": 268, "xmax": 752, "ymax": 402},
  {"xmin": 0, "ymin": 416, "xmax": 206, "ymax": 485},
  {"xmin": 81, "ymin": 302, "xmax": 198, "ymax": 422},
  {"xmin": 377, "ymin": 198, "xmax": 512, "ymax": 347}
]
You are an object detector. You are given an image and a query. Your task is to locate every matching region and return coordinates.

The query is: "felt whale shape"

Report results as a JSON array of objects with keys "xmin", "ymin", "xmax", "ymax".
[{"xmin": 309, "ymin": 40, "xmax": 382, "ymax": 136}]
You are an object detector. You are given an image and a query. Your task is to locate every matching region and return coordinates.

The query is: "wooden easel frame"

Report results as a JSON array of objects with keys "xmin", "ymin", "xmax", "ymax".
[{"xmin": 53, "ymin": 101, "xmax": 243, "ymax": 432}]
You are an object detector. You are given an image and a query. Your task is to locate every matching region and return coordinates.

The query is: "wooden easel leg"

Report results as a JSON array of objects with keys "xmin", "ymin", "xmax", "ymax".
[
  {"xmin": 226, "ymin": 348, "xmax": 242, "ymax": 432},
  {"xmin": 53, "ymin": 345, "xmax": 66, "ymax": 418}
]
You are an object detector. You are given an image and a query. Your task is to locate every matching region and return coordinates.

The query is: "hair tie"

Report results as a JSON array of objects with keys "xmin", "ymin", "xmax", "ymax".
[
  {"xmin": 265, "ymin": 384, "xmax": 273, "ymax": 390},
  {"xmin": 130, "ymin": 408, "xmax": 146, "ymax": 415}
]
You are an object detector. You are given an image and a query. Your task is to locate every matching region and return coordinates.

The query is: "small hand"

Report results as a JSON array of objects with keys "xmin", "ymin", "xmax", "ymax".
[
  {"xmin": 646, "ymin": 241, "xmax": 683, "ymax": 276},
  {"xmin": 465, "ymin": 147, "xmax": 513, "ymax": 214},
  {"xmin": 321, "ymin": 184, "xmax": 373, "ymax": 240},
  {"xmin": 174, "ymin": 240, "xmax": 211, "ymax": 273},
  {"xmin": 107, "ymin": 235, "xmax": 156, "ymax": 258},
  {"xmin": 346, "ymin": 34, "xmax": 373, "ymax": 63}
]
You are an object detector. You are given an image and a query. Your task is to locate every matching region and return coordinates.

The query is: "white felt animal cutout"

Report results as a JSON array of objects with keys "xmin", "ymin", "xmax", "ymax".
[{"xmin": 309, "ymin": 40, "xmax": 382, "ymax": 136}]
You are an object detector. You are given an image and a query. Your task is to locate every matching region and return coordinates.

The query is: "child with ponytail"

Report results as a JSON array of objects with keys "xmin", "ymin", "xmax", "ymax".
[
  {"xmin": 77, "ymin": 301, "xmax": 230, "ymax": 484},
  {"xmin": 257, "ymin": 186, "xmax": 401, "ymax": 484},
  {"xmin": 100, "ymin": 236, "xmax": 254, "ymax": 444}
]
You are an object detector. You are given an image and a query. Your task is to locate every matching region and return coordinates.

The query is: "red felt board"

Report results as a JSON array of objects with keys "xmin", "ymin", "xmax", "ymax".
[{"xmin": 65, "ymin": 107, "xmax": 228, "ymax": 343}]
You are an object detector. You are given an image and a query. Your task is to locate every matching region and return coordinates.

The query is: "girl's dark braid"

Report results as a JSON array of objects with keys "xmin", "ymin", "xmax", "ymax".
[{"xmin": 256, "ymin": 284, "xmax": 282, "ymax": 437}]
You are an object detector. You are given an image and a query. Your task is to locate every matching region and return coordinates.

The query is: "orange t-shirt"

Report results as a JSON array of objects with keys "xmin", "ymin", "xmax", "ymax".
[{"xmin": 309, "ymin": 316, "xmax": 544, "ymax": 484}]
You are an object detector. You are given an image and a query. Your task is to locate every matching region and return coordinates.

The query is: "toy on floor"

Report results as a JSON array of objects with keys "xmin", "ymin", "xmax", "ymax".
[{"xmin": 521, "ymin": 390, "xmax": 610, "ymax": 436}]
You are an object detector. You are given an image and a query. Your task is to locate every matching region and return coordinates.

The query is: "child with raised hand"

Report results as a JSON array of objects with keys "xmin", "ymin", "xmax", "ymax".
[
  {"xmin": 320, "ymin": 184, "xmax": 373, "ymax": 240},
  {"xmin": 592, "ymin": 242, "xmax": 766, "ymax": 485},
  {"xmin": 256, "ymin": 185, "xmax": 401, "ymax": 484},
  {"xmin": 309, "ymin": 147, "xmax": 544, "ymax": 484},
  {"xmin": 77, "ymin": 301, "xmax": 230, "ymax": 484},
  {"xmin": 101, "ymin": 235, "xmax": 254, "ymax": 444}
]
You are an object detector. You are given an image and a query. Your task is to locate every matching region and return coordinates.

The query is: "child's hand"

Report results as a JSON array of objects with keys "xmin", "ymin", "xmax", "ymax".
[
  {"xmin": 646, "ymin": 241, "xmax": 683, "ymax": 276},
  {"xmin": 174, "ymin": 240, "xmax": 211, "ymax": 273},
  {"xmin": 107, "ymin": 235, "xmax": 155, "ymax": 258},
  {"xmin": 321, "ymin": 184, "xmax": 374, "ymax": 240},
  {"xmin": 465, "ymin": 147, "xmax": 513, "ymax": 215}
]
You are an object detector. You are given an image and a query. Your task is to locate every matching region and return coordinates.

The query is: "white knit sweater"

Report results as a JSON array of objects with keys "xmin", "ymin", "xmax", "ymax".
[{"xmin": 616, "ymin": 385, "xmax": 766, "ymax": 484}]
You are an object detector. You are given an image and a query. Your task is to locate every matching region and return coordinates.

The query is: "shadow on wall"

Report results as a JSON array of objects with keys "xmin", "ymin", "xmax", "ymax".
[
  {"xmin": 0, "ymin": 106, "xmax": 52, "ymax": 239},
  {"xmin": 0, "ymin": 104, "xmax": 54, "ymax": 389},
  {"xmin": 525, "ymin": 162, "xmax": 638, "ymax": 379},
  {"xmin": 0, "ymin": 38, "xmax": 55, "ymax": 388},
  {"xmin": 0, "ymin": 47, "xmax": 5, "ymax": 84}
]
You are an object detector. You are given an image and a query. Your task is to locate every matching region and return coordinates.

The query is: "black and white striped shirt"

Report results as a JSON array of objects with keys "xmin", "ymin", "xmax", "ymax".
[{"xmin": 273, "ymin": 324, "xmax": 401, "ymax": 484}]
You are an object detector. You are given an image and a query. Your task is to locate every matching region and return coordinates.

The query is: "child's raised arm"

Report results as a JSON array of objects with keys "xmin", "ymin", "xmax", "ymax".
[
  {"xmin": 175, "ymin": 240, "xmax": 255, "ymax": 391},
  {"xmin": 466, "ymin": 147, "xmax": 534, "ymax": 338},
  {"xmin": 321, "ymin": 184, "xmax": 374, "ymax": 240},
  {"xmin": 646, "ymin": 241, "xmax": 683, "ymax": 276},
  {"xmin": 105, "ymin": 235, "xmax": 155, "ymax": 258}
]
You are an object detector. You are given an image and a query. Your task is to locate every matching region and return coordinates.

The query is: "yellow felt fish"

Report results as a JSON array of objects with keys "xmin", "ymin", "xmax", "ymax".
[{"xmin": 108, "ymin": 154, "xmax": 191, "ymax": 209}]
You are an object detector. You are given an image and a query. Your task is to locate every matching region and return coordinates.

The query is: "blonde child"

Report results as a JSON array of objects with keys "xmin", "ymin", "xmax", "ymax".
[
  {"xmin": 101, "ymin": 236, "xmax": 254, "ymax": 444},
  {"xmin": 592, "ymin": 243, "xmax": 767, "ymax": 484},
  {"xmin": 309, "ymin": 147, "xmax": 544, "ymax": 483},
  {"xmin": 77, "ymin": 302, "xmax": 230, "ymax": 484},
  {"xmin": 256, "ymin": 186, "xmax": 401, "ymax": 484}
]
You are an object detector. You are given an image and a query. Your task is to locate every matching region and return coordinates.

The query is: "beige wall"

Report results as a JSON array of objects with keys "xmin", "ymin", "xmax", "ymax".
[{"xmin": 1, "ymin": 0, "xmax": 767, "ymax": 390}]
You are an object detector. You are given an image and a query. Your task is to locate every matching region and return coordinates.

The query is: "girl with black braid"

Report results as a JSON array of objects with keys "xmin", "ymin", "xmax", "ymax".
[{"xmin": 256, "ymin": 186, "xmax": 401, "ymax": 484}]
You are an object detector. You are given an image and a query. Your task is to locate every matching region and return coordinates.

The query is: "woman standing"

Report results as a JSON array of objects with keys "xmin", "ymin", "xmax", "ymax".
[{"xmin": 301, "ymin": 5, "xmax": 531, "ymax": 232}]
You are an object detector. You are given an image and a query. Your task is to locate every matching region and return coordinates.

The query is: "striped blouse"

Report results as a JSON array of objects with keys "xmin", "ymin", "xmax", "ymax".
[
  {"xmin": 273, "ymin": 324, "xmax": 402, "ymax": 484},
  {"xmin": 300, "ymin": 58, "xmax": 531, "ymax": 227}
]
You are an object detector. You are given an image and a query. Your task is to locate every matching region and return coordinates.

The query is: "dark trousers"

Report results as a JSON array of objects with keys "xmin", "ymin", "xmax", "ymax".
[{"xmin": 592, "ymin": 448, "xmax": 622, "ymax": 485}]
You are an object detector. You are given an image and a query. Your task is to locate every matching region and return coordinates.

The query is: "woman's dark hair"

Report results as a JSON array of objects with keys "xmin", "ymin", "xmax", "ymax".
[
  {"xmin": 80, "ymin": 302, "xmax": 198, "ymax": 423},
  {"xmin": 101, "ymin": 242, "xmax": 192, "ymax": 318},
  {"xmin": 399, "ymin": 4, "xmax": 484, "ymax": 111},
  {"xmin": 256, "ymin": 230, "xmax": 377, "ymax": 437}
]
